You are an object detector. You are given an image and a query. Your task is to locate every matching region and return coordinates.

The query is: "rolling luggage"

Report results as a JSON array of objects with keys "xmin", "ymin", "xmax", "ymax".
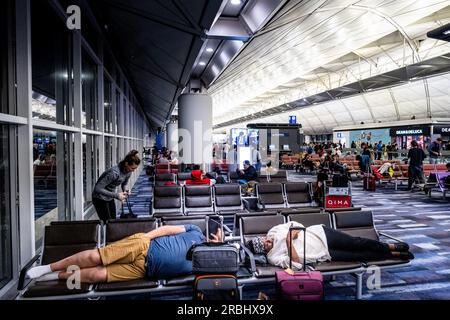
[
  {"xmin": 275, "ymin": 226, "xmax": 324, "ymax": 300},
  {"xmin": 193, "ymin": 274, "xmax": 239, "ymax": 300},
  {"xmin": 120, "ymin": 196, "xmax": 137, "ymax": 219},
  {"xmin": 363, "ymin": 174, "xmax": 376, "ymax": 191}
]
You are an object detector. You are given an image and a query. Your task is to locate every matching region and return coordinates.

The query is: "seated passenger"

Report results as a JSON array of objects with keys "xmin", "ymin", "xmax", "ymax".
[
  {"xmin": 237, "ymin": 160, "xmax": 258, "ymax": 184},
  {"xmin": 185, "ymin": 169, "xmax": 212, "ymax": 185},
  {"xmin": 26, "ymin": 223, "xmax": 223, "ymax": 283},
  {"xmin": 247, "ymin": 221, "xmax": 413, "ymax": 269},
  {"xmin": 302, "ymin": 154, "xmax": 316, "ymax": 172},
  {"xmin": 329, "ymin": 154, "xmax": 346, "ymax": 174}
]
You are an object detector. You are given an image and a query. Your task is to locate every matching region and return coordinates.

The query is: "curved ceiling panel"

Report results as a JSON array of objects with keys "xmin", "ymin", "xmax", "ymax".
[{"xmin": 211, "ymin": 0, "xmax": 450, "ymax": 131}]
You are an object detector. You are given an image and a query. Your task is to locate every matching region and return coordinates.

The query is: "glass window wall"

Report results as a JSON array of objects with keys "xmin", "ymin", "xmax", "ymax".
[
  {"xmin": 82, "ymin": 51, "xmax": 98, "ymax": 130},
  {"xmin": 31, "ymin": 0, "xmax": 72, "ymax": 125},
  {"xmin": 0, "ymin": 125, "xmax": 12, "ymax": 290},
  {"xmin": 33, "ymin": 129, "xmax": 72, "ymax": 248}
]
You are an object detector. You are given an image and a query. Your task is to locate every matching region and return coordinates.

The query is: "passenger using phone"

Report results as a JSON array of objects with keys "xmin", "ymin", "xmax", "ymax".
[{"xmin": 26, "ymin": 221, "xmax": 223, "ymax": 284}]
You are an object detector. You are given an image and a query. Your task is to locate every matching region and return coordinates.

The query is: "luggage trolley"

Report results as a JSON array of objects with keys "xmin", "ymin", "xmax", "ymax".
[{"xmin": 323, "ymin": 180, "xmax": 353, "ymax": 210}]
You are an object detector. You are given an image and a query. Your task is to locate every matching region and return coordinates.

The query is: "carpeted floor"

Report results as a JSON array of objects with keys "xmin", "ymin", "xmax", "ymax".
[
  {"xmin": 122, "ymin": 169, "xmax": 450, "ymax": 300},
  {"xmin": 34, "ymin": 182, "xmax": 57, "ymax": 219}
]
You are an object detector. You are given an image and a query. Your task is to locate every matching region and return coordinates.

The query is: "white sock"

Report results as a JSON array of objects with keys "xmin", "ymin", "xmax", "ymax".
[
  {"xmin": 26, "ymin": 265, "xmax": 52, "ymax": 279},
  {"xmin": 35, "ymin": 272, "xmax": 60, "ymax": 282}
]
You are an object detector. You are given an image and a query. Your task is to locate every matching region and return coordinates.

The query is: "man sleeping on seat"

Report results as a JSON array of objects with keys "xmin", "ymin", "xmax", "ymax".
[
  {"xmin": 247, "ymin": 221, "xmax": 413, "ymax": 270},
  {"xmin": 26, "ymin": 222, "xmax": 223, "ymax": 283}
]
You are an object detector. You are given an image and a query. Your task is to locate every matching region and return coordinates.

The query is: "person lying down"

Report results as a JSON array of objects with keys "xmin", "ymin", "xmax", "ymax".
[
  {"xmin": 26, "ymin": 222, "xmax": 223, "ymax": 283},
  {"xmin": 247, "ymin": 221, "xmax": 414, "ymax": 270}
]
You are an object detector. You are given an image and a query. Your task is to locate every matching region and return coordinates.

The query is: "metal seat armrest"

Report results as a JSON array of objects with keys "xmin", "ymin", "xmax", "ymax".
[
  {"xmin": 224, "ymin": 235, "xmax": 242, "ymax": 242},
  {"xmin": 379, "ymin": 232, "xmax": 404, "ymax": 243},
  {"xmin": 223, "ymin": 224, "xmax": 233, "ymax": 236},
  {"xmin": 18, "ymin": 253, "xmax": 41, "ymax": 290}
]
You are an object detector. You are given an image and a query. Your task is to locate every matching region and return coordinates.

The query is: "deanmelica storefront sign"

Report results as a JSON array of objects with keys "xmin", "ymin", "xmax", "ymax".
[{"xmin": 390, "ymin": 126, "xmax": 430, "ymax": 136}]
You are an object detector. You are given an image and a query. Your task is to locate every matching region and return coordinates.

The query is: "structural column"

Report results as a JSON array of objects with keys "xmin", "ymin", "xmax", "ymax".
[
  {"xmin": 177, "ymin": 93, "xmax": 212, "ymax": 165},
  {"xmin": 166, "ymin": 118, "xmax": 178, "ymax": 154}
]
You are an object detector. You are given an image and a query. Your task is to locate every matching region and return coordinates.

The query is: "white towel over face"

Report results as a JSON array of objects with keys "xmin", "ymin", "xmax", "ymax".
[{"xmin": 266, "ymin": 221, "xmax": 331, "ymax": 270}]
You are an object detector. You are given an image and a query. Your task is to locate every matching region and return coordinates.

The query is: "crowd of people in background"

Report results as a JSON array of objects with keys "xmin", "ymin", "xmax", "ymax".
[{"xmin": 143, "ymin": 135, "xmax": 449, "ymax": 195}]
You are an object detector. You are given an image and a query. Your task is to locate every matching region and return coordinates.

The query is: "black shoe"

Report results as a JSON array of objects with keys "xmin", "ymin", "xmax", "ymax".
[{"xmin": 393, "ymin": 242, "xmax": 410, "ymax": 252}]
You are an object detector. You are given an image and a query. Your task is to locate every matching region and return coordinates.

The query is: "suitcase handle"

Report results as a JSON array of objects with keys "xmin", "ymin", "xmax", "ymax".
[{"xmin": 288, "ymin": 225, "xmax": 306, "ymax": 271}]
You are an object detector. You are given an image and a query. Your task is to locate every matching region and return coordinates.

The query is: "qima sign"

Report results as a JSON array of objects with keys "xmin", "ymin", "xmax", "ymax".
[{"xmin": 325, "ymin": 195, "xmax": 351, "ymax": 209}]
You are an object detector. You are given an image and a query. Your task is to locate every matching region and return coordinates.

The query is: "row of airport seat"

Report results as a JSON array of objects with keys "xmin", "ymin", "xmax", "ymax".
[
  {"xmin": 151, "ymin": 182, "xmax": 315, "ymax": 217},
  {"xmin": 154, "ymin": 169, "xmax": 289, "ymax": 186},
  {"xmin": 371, "ymin": 163, "xmax": 448, "ymax": 190},
  {"xmin": 18, "ymin": 208, "xmax": 410, "ymax": 300}
]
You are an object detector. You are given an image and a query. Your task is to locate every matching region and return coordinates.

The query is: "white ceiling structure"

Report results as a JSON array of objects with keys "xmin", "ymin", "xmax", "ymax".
[{"xmin": 209, "ymin": 0, "xmax": 450, "ymax": 134}]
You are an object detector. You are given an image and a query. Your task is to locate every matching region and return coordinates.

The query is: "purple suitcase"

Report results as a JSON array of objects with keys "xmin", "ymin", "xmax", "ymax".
[{"xmin": 275, "ymin": 226, "xmax": 324, "ymax": 300}]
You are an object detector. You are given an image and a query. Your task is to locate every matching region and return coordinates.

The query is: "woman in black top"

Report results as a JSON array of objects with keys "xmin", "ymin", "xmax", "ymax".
[
  {"xmin": 407, "ymin": 140, "xmax": 426, "ymax": 190},
  {"xmin": 92, "ymin": 150, "xmax": 141, "ymax": 222}
]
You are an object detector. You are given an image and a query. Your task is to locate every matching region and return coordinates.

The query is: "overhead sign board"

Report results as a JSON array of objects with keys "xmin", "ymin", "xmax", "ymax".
[
  {"xmin": 289, "ymin": 115, "xmax": 297, "ymax": 124},
  {"xmin": 390, "ymin": 126, "xmax": 430, "ymax": 136},
  {"xmin": 433, "ymin": 125, "xmax": 450, "ymax": 135}
]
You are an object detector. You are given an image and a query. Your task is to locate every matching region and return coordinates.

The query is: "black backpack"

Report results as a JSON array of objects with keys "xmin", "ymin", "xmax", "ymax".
[
  {"xmin": 332, "ymin": 174, "xmax": 349, "ymax": 187},
  {"xmin": 193, "ymin": 275, "xmax": 239, "ymax": 300},
  {"xmin": 444, "ymin": 175, "xmax": 450, "ymax": 186},
  {"xmin": 317, "ymin": 171, "xmax": 329, "ymax": 182}
]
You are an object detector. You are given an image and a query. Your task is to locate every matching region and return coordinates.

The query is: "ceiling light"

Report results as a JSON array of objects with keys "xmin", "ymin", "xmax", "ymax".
[
  {"xmin": 206, "ymin": 48, "xmax": 214, "ymax": 53},
  {"xmin": 230, "ymin": 0, "xmax": 242, "ymax": 5},
  {"xmin": 199, "ymin": 61, "xmax": 206, "ymax": 66}
]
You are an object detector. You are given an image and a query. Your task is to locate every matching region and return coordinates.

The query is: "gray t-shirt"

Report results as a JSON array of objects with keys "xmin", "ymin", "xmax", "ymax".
[{"xmin": 92, "ymin": 165, "xmax": 132, "ymax": 201}]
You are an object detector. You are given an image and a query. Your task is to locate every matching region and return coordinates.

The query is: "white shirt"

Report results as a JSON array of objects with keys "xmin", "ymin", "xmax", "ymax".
[
  {"xmin": 266, "ymin": 221, "xmax": 331, "ymax": 270},
  {"xmin": 252, "ymin": 150, "xmax": 261, "ymax": 163}
]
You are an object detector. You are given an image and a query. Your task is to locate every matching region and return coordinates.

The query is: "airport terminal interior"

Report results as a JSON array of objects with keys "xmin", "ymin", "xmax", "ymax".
[{"xmin": 1, "ymin": 0, "xmax": 450, "ymax": 301}]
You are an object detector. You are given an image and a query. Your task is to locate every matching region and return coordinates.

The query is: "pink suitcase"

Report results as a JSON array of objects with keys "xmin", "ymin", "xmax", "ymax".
[{"xmin": 275, "ymin": 226, "xmax": 324, "ymax": 300}]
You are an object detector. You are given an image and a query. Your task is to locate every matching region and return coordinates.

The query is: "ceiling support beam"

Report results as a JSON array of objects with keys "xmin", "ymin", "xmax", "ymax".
[
  {"xmin": 104, "ymin": 0, "xmax": 204, "ymax": 37},
  {"xmin": 423, "ymin": 78, "xmax": 432, "ymax": 118},
  {"xmin": 388, "ymin": 88, "xmax": 401, "ymax": 121},
  {"xmin": 360, "ymin": 94, "xmax": 377, "ymax": 123},
  {"xmin": 127, "ymin": 61, "xmax": 183, "ymax": 88},
  {"xmin": 172, "ymin": 0, "xmax": 204, "ymax": 34}
]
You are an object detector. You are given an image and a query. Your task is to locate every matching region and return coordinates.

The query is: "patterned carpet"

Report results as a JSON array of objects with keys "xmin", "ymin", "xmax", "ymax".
[{"xmin": 122, "ymin": 170, "xmax": 450, "ymax": 300}]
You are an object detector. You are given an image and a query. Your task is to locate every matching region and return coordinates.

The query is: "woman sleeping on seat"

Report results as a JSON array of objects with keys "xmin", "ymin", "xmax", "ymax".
[
  {"xmin": 247, "ymin": 221, "xmax": 413, "ymax": 270},
  {"xmin": 26, "ymin": 222, "xmax": 223, "ymax": 284}
]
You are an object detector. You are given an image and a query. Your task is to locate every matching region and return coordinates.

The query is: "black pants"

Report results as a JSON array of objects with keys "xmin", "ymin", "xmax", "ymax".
[
  {"xmin": 408, "ymin": 166, "xmax": 425, "ymax": 189},
  {"xmin": 93, "ymin": 197, "xmax": 116, "ymax": 222},
  {"xmin": 323, "ymin": 226, "xmax": 392, "ymax": 262}
]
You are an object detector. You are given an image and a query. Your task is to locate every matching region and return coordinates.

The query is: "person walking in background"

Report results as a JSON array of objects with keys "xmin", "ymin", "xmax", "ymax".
[
  {"xmin": 92, "ymin": 150, "xmax": 140, "ymax": 222},
  {"xmin": 252, "ymin": 147, "xmax": 262, "ymax": 173},
  {"xmin": 376, "ymin": 140, "xmax": 383, "ymax": 160},
  {"xmin": 428, "ymin": 138, "xmax": 442, "ymax": 164},
  {"xmin": 223, "ymin": 141, "xmax": 230, "ymax": 160},
  {"xmin": 407, "ymin": 140, "xmax": 426, "ymax": 191}
]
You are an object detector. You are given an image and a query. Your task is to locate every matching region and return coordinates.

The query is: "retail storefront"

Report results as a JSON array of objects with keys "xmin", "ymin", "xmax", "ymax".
[
  {"xmin": 332, "ymin": 121, "xmax": 450, "ymax": 150},
  {"xmin": 390, "ymin": 125, "xmax": 431, "ymax": 149}
]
